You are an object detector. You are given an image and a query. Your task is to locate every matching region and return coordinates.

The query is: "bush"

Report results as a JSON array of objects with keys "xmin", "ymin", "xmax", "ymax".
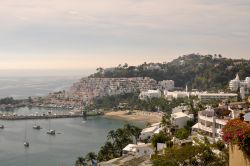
[{"xmin": 175, "ymin": 128, "xmax": 189, "ymax": 140}]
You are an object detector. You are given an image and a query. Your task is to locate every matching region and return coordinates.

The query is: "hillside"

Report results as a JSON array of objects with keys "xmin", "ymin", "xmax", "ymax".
[{"xmin": 90, "ymin": 54, "xmax": 250, "ymax": 90}]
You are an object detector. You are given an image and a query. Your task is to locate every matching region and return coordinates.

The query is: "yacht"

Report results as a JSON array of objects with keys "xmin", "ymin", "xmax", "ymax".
[
  {"xmin": 46, "ymin": 118, "xmax": 56, "ymax": 135},
  {"xmin": 33, "ymin": 125, "xmax": 41, "ymax": 130},
  {"xmin": 47, "ymin": 129, "xmax": 56, "ymax": 135}
]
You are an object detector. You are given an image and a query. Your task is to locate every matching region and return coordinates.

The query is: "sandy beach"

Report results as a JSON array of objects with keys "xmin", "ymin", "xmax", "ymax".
[{"xmin": 104, "ymin": 110, "xmax": 163, "ymax": 124}]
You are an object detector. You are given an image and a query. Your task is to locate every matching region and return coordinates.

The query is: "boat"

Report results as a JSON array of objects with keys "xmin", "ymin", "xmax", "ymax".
[
  {"xmin": 47, "ymin": 129, "xmax": 56, "ymax": 135},
  {"xmin": 24, "ymin": 142, "xmax": 29, "ymax": 147},
  {"xmin": 33, "ymin": 125, "xmax": 41, "ymax": 130},
  {"xmin": 0, "ymin": 125, "xmax": 4, "ymax": 129},
  {"xmin": 46, "ymin": 117, "xmax": 56, "ymax": 135},
  {"xmin": 24, "ymin": 121, "xmax": 30, "ymax": 148}
]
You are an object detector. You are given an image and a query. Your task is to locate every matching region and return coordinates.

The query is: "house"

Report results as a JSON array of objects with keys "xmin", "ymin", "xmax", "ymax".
[
  {"xmin": 164, "ymin": 91, "xmax": 189, "ymax": 100},
  {"xmin": 158, "ymin": 80, "xmax": 175, "ymax": 91},
  {"xmin": 139, "ymin": 90, "xmax": 161, "ymax": 100},
  {"xmin": 192, "ymin": 105, "xmax": 246, "ymax": 143},
  {"xmin": 198, "ymin": 92, "xmax": 237, "ymax": 102},
  {"xmin": 229, "ymin": 74, "xmax": 250, "ymax": 92},
  {"xmin": 122, "ymin": 143, "xmax": 154, "ymax": 157},
  {"xmin": 139, "ymin": 123, "xmax": 161, "ymax": 140},
  {"xmin": 171, "ymin": 112, "xmax": 193, "ymax": 128},
  {"xmin": 172, "ymin": 105, "xmax": 188, "ymax": 114}
]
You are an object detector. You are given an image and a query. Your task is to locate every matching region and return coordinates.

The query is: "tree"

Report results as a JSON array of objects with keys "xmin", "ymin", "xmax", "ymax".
[
  {"xmin": 175, "ymin": 128, "xmax": 189, "ymax": 140},
  {"xmin": 151, "ymin": 132, "xmax": 170, "ymax": 153},
  {"xmin": 97, "ymin": 142, "xmax": 116, "ymax": 162},
  {"xmin": 75, "ymin": 157, "xmax": 87, "ymax": 166},
  {"xmin": 85, "ymin": 152, "xmax": 97, "ymax": 166},
  {"xmin": 152, "ymin": 144, "xmax": 227, "ymax": 166}
]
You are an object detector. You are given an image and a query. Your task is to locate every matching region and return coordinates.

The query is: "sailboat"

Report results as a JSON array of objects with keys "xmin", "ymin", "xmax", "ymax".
[
  {"xmin": 33, "ymin": 119, "xmax": 42, "ymax": 130},
  {"xmin": 0, "ymin": 125, "xmax": 4, "ymax": 129},
  {"xmin": 24, "ymin": 121, "xmax": 30, "ymax": 147},
  {"xmin": 46, "ymin": 118, "xmax": 56, "ymax": 135}
]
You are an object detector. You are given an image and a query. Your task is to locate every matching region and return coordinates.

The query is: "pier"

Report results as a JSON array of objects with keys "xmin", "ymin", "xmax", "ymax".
[
  {"xmin": 0, "ymin": 114, "xmax": 84, "ymax": 120},
  {"xmin": 0, "ymin": 111, "xmax": 104, "ymax": 120}
]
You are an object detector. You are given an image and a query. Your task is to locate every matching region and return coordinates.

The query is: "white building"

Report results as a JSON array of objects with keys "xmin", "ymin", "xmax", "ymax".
[
  {"xmin": 158, "ymin": 80, "xmax": 175, "ymax": 91},
  {"xmin": 229, "ymin": 74, "xmax": 250, "ymax": 98},
  {"xmin": 139, "ymin": 123, "xmax": 161, "ymax": 140},
  {"xmin": 171, "ymin": 112, "xmax": 194, "ymax": 128},
  {"xmin": 164, "ymin": 91, "xmax": 189, "ymax": 100},
  {"xmin": 198, "ymin": 92, "xmax": 237, "ymax": 102},
  {"xmin": 229, "ymin": 74, "xmax": 241, "ymax": 91},
  {"xmin": 139, "ymin": 89, "xmax": 161, "ymax": 100},
  {"xmin": 172, "ymin": 105, "xmax": 189, "ymax": 114},
  {"xmin": 122, "ymin": 143, "xmax": 154, "ymax": 157},
  {"xmin": 192, "ymin": 107, "xmax": 227, "ymax": 141},
  {"xmin": 191, "ymin": 105, "xmax": 246, "ymax": 142}
]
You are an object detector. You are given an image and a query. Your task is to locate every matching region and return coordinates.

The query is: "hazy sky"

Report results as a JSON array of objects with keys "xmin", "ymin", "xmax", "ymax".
[{"xmin": 0, "ymin": 0, "xmax": 249, "ymax": 72}]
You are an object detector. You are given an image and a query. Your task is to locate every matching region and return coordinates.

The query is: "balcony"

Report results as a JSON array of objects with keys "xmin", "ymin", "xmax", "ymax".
[
  {"xmin": 198, "ymin": 123, "xmax": 213, "ymax": 133},
  {"xmin": 198, "ymin": 112, "xmax": 214, "ymax": 122}
]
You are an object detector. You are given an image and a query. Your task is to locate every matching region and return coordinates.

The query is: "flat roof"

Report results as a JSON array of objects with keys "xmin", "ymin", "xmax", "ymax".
[{"xmin": 141, "ymin": 126, "xmax": 158, "ymax": 133}]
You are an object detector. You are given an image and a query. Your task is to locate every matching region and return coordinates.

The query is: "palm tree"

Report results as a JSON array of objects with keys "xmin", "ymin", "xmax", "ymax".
[
  {"xmin": 124, "ymin": 124, "xmax": 142, "ymax": 144},
  {"xmin": 75, "ymin": 157, "xmax": 87, "ymax": 166},
  {"xmin": 107, "ymin": 130, "xmax": 116, "ymax": 141},
  {"xmin": 97, "ymin": 141, "xmax": 116, "ymax": 162},
  {"xmin": 85, "ymin": 152, "xmax": 97, "ymax": 166}
]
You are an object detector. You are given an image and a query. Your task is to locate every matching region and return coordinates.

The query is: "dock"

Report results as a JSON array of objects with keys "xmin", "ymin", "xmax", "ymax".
[{"xmin": 0, "ymin": 114, "xmax": 84, "ymax": 120}]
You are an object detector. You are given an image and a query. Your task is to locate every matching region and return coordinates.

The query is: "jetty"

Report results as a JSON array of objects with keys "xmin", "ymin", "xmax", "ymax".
[{"xmin": 0, "ymin": 114, "xmax": 83, "ymax": 120}]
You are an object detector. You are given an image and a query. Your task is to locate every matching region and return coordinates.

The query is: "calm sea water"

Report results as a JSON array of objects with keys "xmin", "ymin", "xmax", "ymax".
[
  {"xmin": 0, "ymin": 76, "xmax": 145, "ymax": 166},
  {"xmin": 0, "ymin": 76, "xmax": 80, "ymax": 99},
  {"xmin": 0, "ymin": 108, "xmax": 144, "ymax": 166}
]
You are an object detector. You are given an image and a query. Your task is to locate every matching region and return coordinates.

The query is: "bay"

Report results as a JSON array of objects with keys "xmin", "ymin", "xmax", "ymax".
[{"xmin": 0, "ymin": 108, "xmax": 145, "ymax": 166}]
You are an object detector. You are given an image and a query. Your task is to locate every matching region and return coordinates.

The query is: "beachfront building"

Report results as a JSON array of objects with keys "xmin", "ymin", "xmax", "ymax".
[
  {"xmin": 198, "ymin": 92, "xmax": 237, "ymax": 102},
  {"xmin": 139, "ymin": 89, "xmax": 161, "ymax": 100},
  {"xmin": 122, "ymin": 143, "xmax": 154, "ymax": 157},
  {"xmin": 158, "ymin": 80, "xmax": 175, "ymax": 91},
  {"xmin": 171, "ymin": 112, "xmax": 194, "ymax": 128},
  {"xmin": 164, "ymin": 91, "xmax": 189, "ymax": 100},
  {"xmin": 139, "ymin": 123, "xmax": 162, "ymax": 141}
]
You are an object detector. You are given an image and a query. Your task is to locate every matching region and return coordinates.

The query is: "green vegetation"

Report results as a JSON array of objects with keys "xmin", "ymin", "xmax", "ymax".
[
  {"xmin": 151, "ymin": 132, "xmax": 170, "ymax": 153},
  {"xmin": 174, "ymin": 128, "xmax": 189, "ymax": 140},
  {"xmin": 76, "ymin": 124, "xmax": 142, "ymax": 164},
  {"xmin": 0, "ymin": 97, "xmax": 18, "ymax": 105},
  {"xmin": 75, "ymin": 152, "xmax": 97, "ymax": 166},
  {"xmin": 92, "ymin": 93, "xmax": 190, "ymax": 113},
  {"xmin": 152, "ymin": 143, "xmax": 228, "ymax": 166},
  {"xmin": 90, "ymin": 54, "xmax": 250, "ymax": 90}
]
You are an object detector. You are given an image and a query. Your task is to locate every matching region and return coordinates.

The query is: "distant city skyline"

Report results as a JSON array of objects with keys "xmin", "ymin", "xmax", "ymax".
[{"xmin": 0, "ymin": 0, "xmax": 249, "ymax": 73}]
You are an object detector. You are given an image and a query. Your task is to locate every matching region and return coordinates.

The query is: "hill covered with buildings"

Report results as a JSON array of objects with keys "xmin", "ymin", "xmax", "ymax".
[{"xmin": 90, "ymin": 54, "xmax": 250, "ymax": 90}]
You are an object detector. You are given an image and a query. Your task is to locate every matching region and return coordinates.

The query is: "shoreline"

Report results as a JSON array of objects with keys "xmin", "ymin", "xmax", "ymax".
[{"xmin": 104, "ymin": 110, "xmax": 163, "ymax": 124}]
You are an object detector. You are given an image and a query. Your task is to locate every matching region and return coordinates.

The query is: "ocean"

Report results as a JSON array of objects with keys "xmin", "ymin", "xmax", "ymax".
[
  {"xmin": 0, "ymin": 76, "xmax": 145, "ymax": 166},
  {"xmin": 0, "ymin": 76, "xmax": 80, "ymax": 99}
]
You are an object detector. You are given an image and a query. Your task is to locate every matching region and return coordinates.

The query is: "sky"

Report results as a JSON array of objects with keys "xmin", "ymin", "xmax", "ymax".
[{"xmin": 0, "ymin": 0, "xmax": 250, "ymax": 74}]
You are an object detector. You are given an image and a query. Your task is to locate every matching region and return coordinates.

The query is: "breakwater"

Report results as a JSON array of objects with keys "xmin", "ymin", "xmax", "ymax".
[
  {"xmin": 0, "ymin": 112, "xmax": 104, "ymax": 120},
  {"xmin": 0, "ymin": 114, "xmax": 83, "ymax": 120}
]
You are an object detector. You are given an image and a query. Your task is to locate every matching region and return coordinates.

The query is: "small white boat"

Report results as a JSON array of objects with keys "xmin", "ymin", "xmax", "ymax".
[
  {"xmin": 0, "ymin": 125, "xmax": 4, "ymax": 129},
  {"xmin": 33, "ymin": 125, "xmax": 41, "ymax": 130},
  {"xmin": 47, "ymin": 129, "xmax": 56, "ymax": 135},
  {"xmin": 24, "ymin": 142, "xmax": 29, "ymax": 147}
]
